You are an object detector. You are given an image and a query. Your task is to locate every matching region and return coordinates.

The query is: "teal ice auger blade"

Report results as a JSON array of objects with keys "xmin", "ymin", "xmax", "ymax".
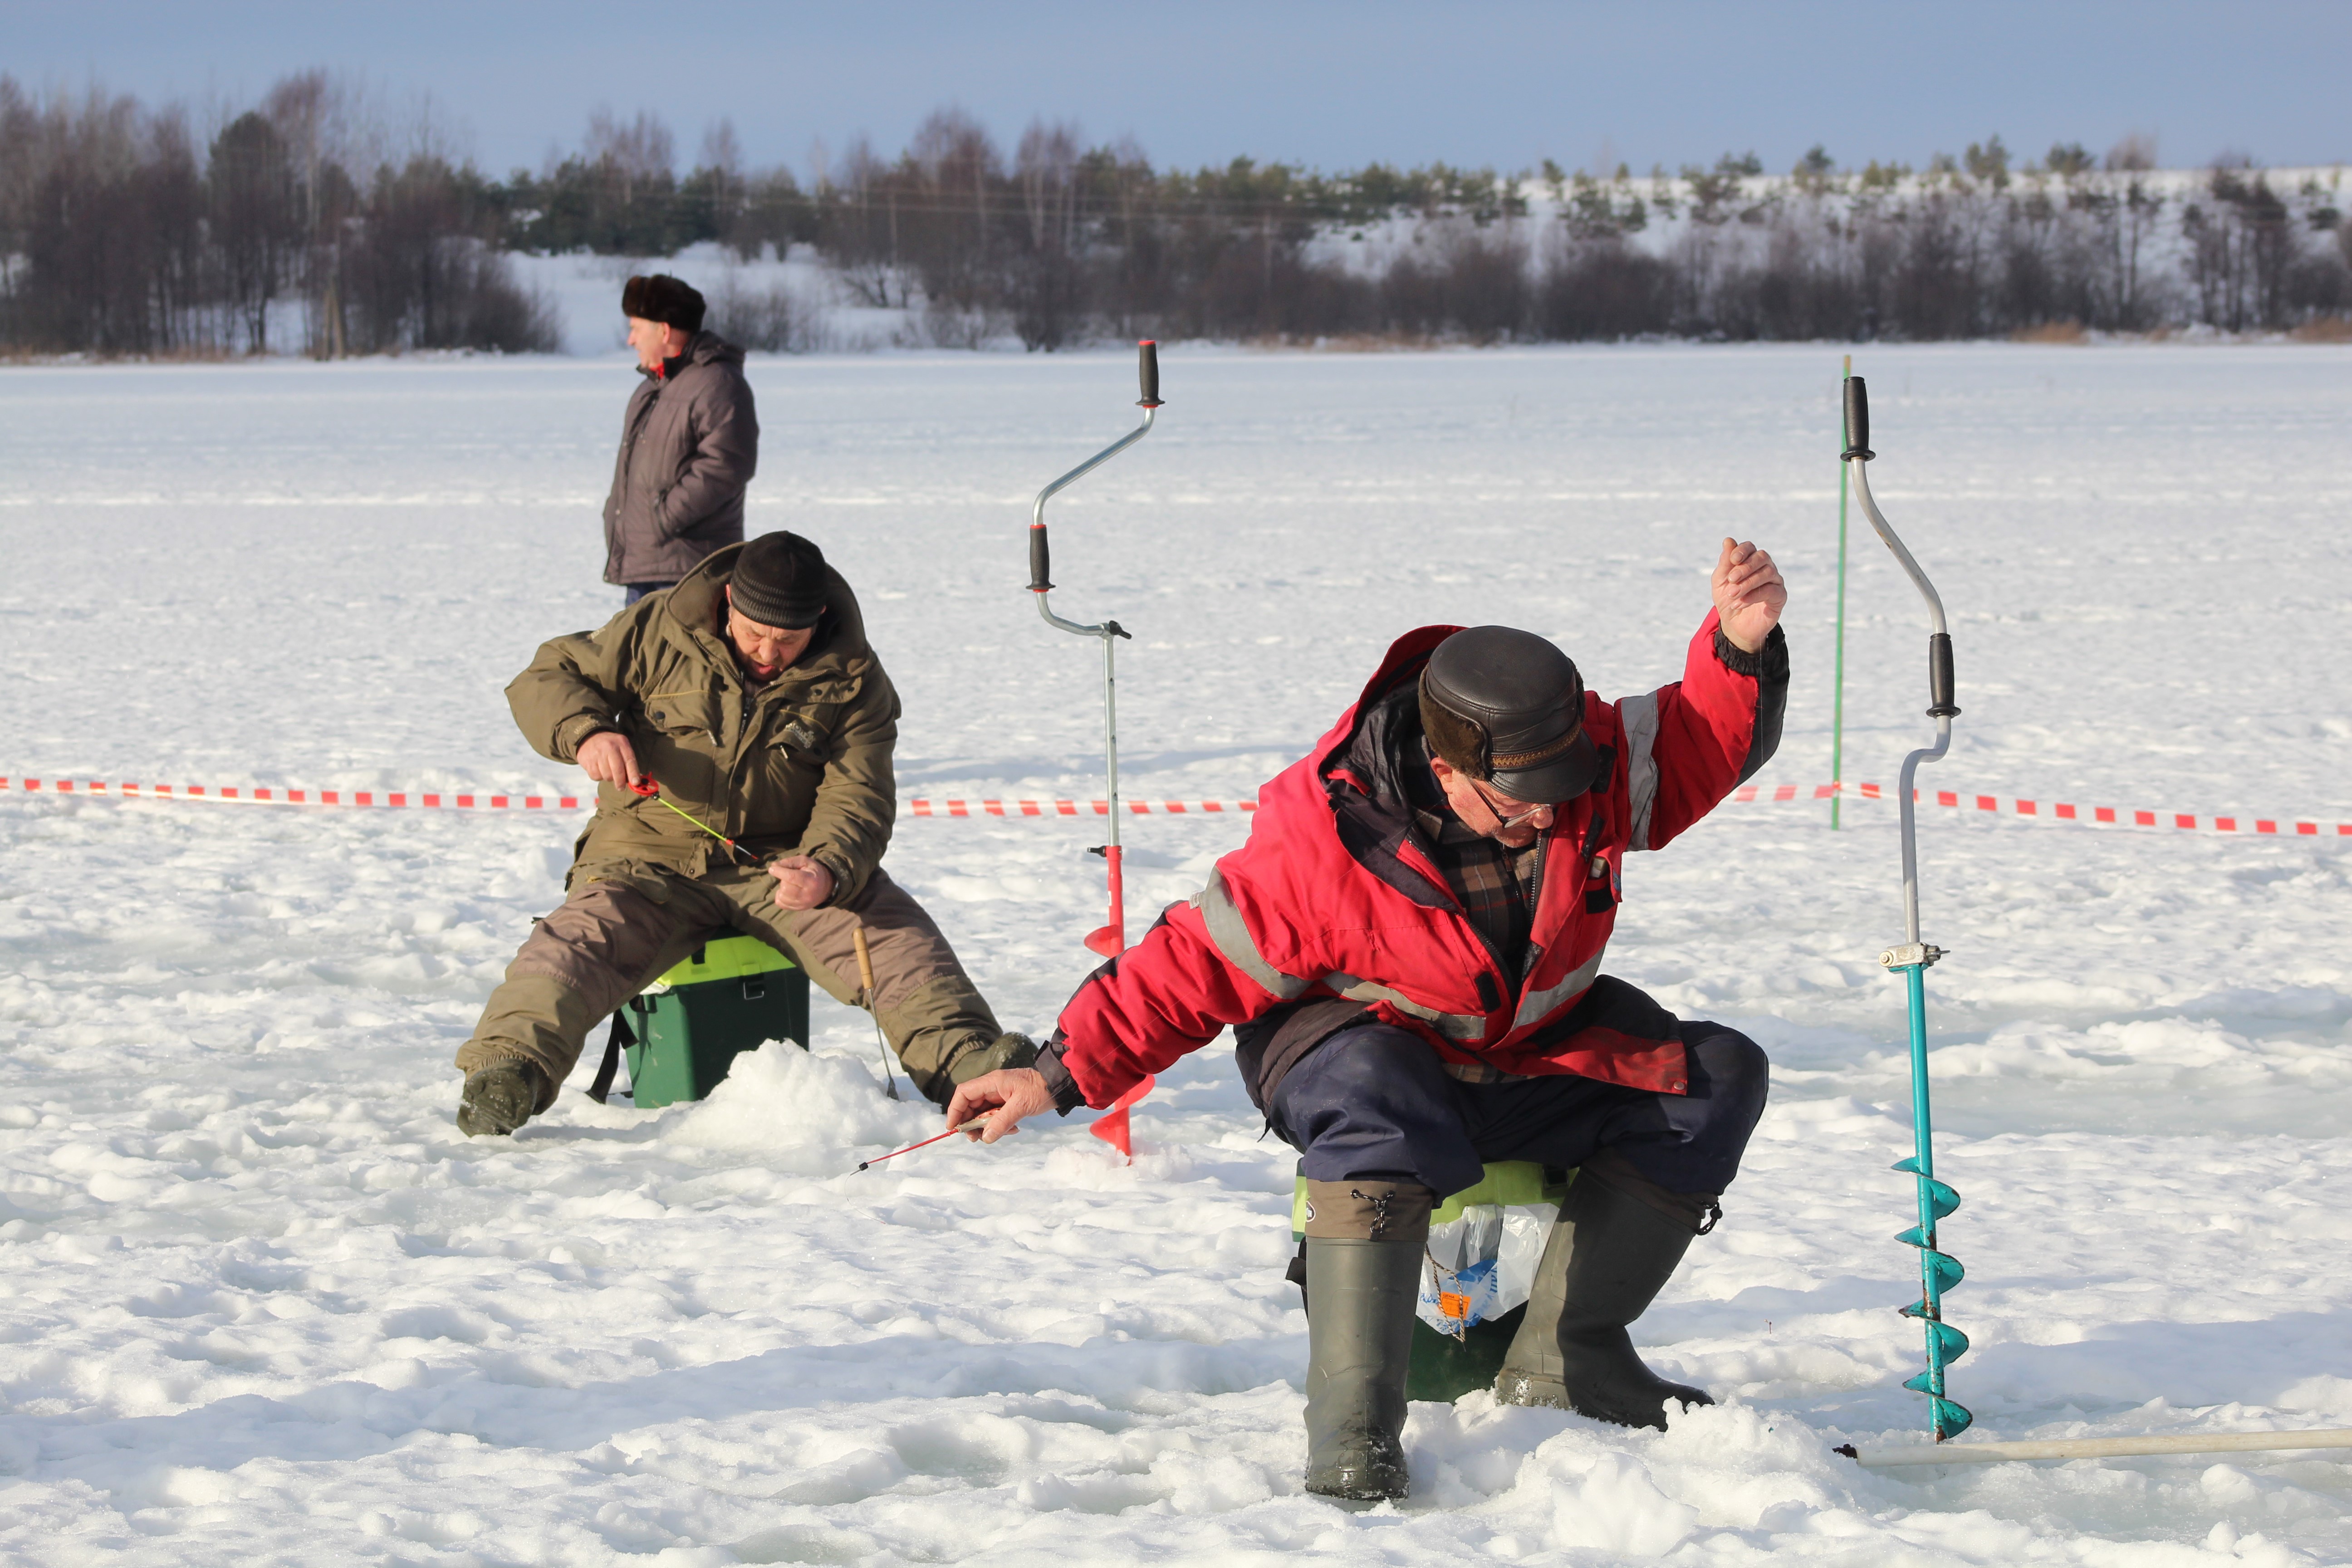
[{"xmin": 1846, "ymin": 372, "xmax": 1973, "ymax": 1444}]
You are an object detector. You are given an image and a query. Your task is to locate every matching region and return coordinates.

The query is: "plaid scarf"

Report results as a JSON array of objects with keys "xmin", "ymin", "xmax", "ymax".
[{"xmin": 1411, "ymin": 797, "xmax": 1546, "ymax": 984}]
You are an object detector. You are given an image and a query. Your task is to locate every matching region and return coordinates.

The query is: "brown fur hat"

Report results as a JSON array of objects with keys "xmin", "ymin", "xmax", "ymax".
[{"xmin": 621, "ymin": 273, "xmax": 706, "ymax": 333}]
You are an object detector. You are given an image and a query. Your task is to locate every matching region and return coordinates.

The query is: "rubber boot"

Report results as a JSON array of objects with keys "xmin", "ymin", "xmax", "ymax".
[
  {"xmin": 1302, "ymin": 1234, "xmax": 1422, "ymax": 1502},
  {"xmin": 1493, "ymin": 1173, "xmax": 1713, "ymax": 1430}
]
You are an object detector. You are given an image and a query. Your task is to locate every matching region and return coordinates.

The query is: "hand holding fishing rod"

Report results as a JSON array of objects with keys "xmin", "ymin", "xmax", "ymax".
[
  {"xmin": 942, "ymin": 1067, "xmax": 1057, "ymax": 1147},
  {"xmin": 578, "ymin": 730, "xmax": 650, "ymax": 792},
  {"xmin": 850, "ymin": 1111, "xmax": 997, "ymax": 1172},
  {"xmin": 603, "ymin": 756, "xmax": 829, "ymax": 907},
  {"xmin": 847, "ymin": 1073, "xmax": 1050, "ymax": 1173},
  {"xmin": 620, "ymin": 776, "xmax": 760, "ymax": 863},
  {"xmin": 1843, "ymin": 370, "xmax": 1971, "ymax": 1443}
]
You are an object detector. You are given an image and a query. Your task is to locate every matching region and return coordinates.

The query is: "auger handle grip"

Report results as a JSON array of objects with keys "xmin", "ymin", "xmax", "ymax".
[
  {"xmin": 1844, "ymin": 375, "xmax": 1874, "ymax": 461},
  {"xmin": 1927, "ymin": 632, "xmax": 1959, "ymax": 717},
  {"xmin": 1028, "ymin": 524, "xmax": 1052, "ymax": 593},
  {"xmin": 1137, "ymin": 340, "xmax": 1162, "ymax": 408}
]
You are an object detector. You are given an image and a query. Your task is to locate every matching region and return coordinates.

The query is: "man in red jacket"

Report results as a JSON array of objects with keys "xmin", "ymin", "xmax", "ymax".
[{"xmin": 952, "ymin": 538, "xmax": 1788, "ymax": 1501}]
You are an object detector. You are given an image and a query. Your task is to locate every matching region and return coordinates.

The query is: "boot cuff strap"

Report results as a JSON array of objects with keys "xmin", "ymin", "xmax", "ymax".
[
  {"xmin": 1303, "ymin": 1179, "xmax": 1436, "ymax": 1242},
  {"xmin": 1580, "ymin": 1148, "xmax": 1720, "ymax": 1234}
]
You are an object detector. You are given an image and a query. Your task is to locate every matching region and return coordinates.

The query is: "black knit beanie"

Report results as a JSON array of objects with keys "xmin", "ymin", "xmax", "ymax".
[
  {"xmin": 620, "ymin": 273, "xmax": 706, "ymax": 333},
  {"xmin": 730, "ymin": 532, "xmax": 828, "ymax": 630}
]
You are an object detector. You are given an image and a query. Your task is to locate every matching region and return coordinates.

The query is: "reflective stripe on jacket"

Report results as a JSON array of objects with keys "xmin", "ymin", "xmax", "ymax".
[{"xmin": 1050, "ymin": 611, "xmax": 1785, "ymax": 1108}]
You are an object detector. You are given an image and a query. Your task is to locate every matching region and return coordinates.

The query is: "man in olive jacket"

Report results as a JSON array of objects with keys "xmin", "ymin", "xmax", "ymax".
[
  {"xmin": 604, "ymin": 274, "xmax": 758, "ymax": 601},
  {"xmin": 456, "ymin": 531, "xmax": 1033, "ymax": 1135}
]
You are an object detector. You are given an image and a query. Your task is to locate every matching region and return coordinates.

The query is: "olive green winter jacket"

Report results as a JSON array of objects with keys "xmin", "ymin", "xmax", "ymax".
[{"xmin": 507, "ymin": 542, "xmax": 897, "ymax": 904}]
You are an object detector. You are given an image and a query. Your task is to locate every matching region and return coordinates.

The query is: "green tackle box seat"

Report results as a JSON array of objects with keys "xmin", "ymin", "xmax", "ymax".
[
  {"xmin": 619, "ymin": 933, "xmax": 810, "ymax": 1107},
  {"xmin": 1291, "ymin": 1160, "xmax": 1572, "ymax": 1403}
]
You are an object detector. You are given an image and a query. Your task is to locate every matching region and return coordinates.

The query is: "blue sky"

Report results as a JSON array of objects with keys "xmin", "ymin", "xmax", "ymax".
[{"xmin": 13, "ymin": 1, "xmax": 2347, "ymax": 177}]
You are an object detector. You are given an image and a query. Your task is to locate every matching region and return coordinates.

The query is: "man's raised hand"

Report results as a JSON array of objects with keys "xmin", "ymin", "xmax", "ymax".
[
  {"xmin": 577, "ymin": 731, "xmax": 645, "ymax": 790},
  {"xmin": 1712, "ymin": 538, "xmax": 1788, "ymax": 654}
]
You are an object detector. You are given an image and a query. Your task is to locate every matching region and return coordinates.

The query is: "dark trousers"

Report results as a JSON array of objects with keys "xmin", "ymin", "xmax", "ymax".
[
  {"xmin": 623, "ymin": 582, "xmax": 674, "ymax": 605},
  {"xmin": 1266, "ymin": 1021, "xmax": 1769, "ymax": 1198}
]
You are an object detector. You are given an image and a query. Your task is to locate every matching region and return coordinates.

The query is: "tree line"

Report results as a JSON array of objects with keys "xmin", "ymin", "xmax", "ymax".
[
  {"xmin": 764, "ymin": 118, "xmax": 2349, "ymax": 348},
  {"xmin": 3, "ymin": 76, "xmax": 2346, "ymax": 357},
  {"xmin": 0, "ymin": 73, "xmax": 556, "ymax": 356}
]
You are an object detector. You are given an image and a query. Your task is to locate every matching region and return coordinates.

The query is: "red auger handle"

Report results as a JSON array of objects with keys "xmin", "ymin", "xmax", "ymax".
[{"xmin": 1137, "ymin": 340, "xmax": 1162, "ymax": 409}]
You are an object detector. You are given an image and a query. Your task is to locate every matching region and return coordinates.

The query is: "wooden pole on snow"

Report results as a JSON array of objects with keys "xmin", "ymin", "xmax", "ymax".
[{"xmin": 1842, "ymin": 1428, "xmax": 2352, "ymax": 1468}]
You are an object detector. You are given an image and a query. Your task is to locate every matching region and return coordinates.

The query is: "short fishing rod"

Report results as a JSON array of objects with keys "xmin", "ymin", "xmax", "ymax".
[
  {"xmin": 628, "ymin": 777, "xmax": 758, "ymax": 866},
  {"xmin": 850, "ymin": 1112, "xmax": 998, "ymax": 1173}
]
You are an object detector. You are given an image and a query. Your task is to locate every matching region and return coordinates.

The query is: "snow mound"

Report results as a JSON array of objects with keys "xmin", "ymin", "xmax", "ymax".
[{"xmin": 666, "ymin": 1043, "xmax": 924, "ymax": 1168}]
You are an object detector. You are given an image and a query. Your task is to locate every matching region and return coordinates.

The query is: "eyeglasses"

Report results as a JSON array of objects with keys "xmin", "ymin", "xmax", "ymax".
[{"xmin": 1466, "ymin": 776, "xmax": 1553, "ymax": 832}]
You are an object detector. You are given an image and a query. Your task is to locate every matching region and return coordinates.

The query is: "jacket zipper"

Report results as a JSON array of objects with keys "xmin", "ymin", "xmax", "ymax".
[{"xmin": 723, "ymin": 683, "xmax": 754, "ymax": 841}]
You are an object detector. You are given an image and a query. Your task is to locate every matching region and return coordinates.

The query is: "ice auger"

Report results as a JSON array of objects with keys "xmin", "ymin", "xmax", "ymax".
[
  {"xmin": 1026, "ymin": 342, "xmax": 1163, "ymax": 957},
  {"xmin": 1842, "ymin": 372, "xmax": 1972, "ymax": 1442}
]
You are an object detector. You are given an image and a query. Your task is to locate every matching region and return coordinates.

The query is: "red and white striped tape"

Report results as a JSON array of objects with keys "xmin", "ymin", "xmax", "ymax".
[
  {"xmin": 0, "ymin": 779, "xmax": 1239, "ymax": 815},
  {"xmin": 1828, "ymin": 779, "xmax": 2351, "ymax": 837},
  {"xmin": 0, "ymin": 778, "xmax": 582, "ymax": 809},
  {"xmin": 906, "ymin": 798, "xmax": 1255, "ymax": 817},
  {"xmin": 6, "ymin": 775, "xmax": 2347, "ymax": 837}
]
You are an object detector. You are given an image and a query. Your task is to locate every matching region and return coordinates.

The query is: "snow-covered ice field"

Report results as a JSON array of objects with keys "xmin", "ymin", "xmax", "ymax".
[{"xmin": 3, "ymin": 342, "xmax": 2350, "ymax": 1564}]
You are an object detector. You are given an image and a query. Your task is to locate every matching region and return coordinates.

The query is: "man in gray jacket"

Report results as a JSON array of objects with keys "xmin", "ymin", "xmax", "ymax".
[{"xmin": 604, "ymin": 274, "xmax": 759, "ymax": 603}]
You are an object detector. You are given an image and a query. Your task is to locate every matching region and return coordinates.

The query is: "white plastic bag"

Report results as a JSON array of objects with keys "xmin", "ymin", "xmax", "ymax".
[{"xmin": 1417, "ymin": 1200, "xmax": 1557, "ymax": 1338}]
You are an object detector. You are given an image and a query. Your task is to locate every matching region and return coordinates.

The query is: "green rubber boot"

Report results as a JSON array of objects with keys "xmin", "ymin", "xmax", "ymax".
[
  {"xmin": 1303, "ymin": 1234, "xmax": 1422, "ymax": 1502},
  {"xmin": 1494, "ymin": 1173, "xmax": 1713, "ymax": 1430}
]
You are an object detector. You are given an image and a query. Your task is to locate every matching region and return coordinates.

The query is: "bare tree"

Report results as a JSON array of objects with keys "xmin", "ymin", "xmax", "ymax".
[
  {"xmin": 2105, "ymin": 132, "xmax": 2158, "ymax": 173},
  {"xmin": 208, "ymin": 109, "xmax": 301, "ymax": 351},
  {"xmin": 585, "ymin": 107, "xmax": 675, "ymax": 211},
  {"xmin": 696, "ymin": 116, "xmax": 743, "ymax": 249},
  {"xmin": 1011, "ymin": 119, "xmax": 1083, "ymax": 348}
]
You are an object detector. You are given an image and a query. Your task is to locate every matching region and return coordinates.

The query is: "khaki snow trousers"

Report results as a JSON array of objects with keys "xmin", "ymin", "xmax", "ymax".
[{"xmin": 456, "ymin": 862, "xmax": 1000, "ymax": 1106}]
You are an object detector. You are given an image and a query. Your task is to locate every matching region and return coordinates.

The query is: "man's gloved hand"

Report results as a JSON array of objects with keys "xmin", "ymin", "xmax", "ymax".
[{"xmin": 457, "ymin": 1061, "xmax": 546, "ymax": 1137}]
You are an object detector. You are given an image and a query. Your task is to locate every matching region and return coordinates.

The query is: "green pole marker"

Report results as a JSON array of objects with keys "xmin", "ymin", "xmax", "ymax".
[{"xmin": 1831, "ymin": 354, "xmax": 1852, "ymax": 830}]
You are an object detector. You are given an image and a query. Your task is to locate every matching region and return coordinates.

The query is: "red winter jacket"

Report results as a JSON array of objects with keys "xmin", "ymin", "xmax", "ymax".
[{"xmin": 1044, "ymin": 611, "xmax": 1788, "ymax": 1110}]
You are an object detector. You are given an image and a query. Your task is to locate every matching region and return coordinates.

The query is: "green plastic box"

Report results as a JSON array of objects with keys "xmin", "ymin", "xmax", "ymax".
[
  {"xmin": 1291, "ymin": 1160, "xmax": 1572, "ymax": 1402},
  {"xmin": 619, "ymin": 934, "xmax": 810, "ymax": 1107}
]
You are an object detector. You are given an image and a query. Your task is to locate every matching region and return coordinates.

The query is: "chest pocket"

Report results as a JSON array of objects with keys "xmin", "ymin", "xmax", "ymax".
[
  {"xmin": 770, "ymin": 715, "xmax": 824, "ymax": 757},
  {"xmin": 749, "ymin": 710, "xmax": 832, "ymax": 805},
  {"xmin": 644, "ymin": 688, "xmax": 724, "ymax": 744}
]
